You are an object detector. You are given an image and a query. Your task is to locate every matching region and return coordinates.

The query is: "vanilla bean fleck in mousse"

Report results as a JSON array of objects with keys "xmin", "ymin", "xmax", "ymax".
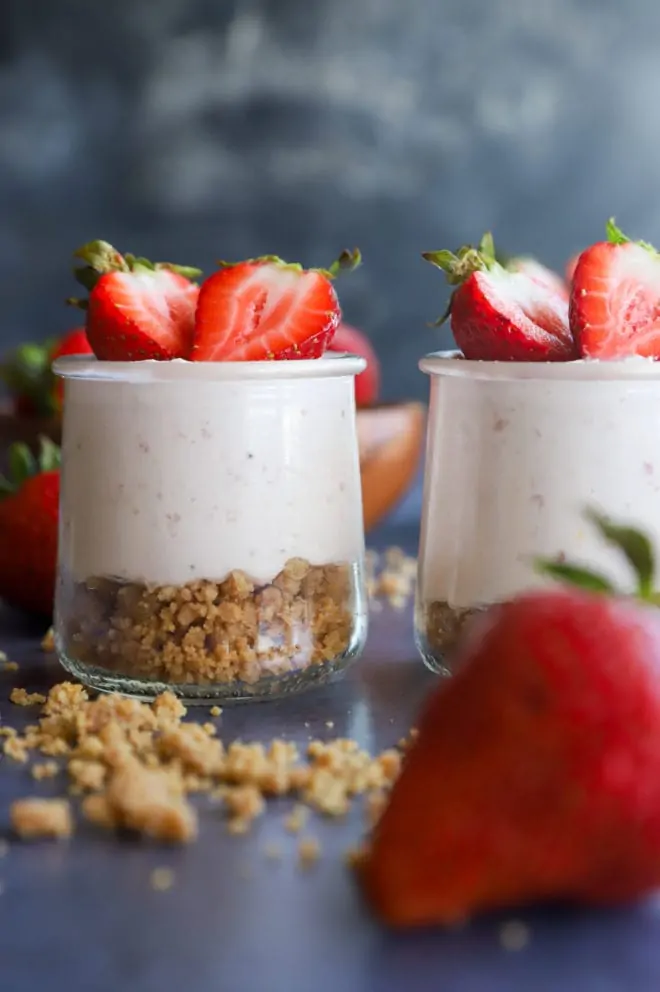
[{"xmin": 53, "ymin": 243, "xmax": 367, "ymax": 701}]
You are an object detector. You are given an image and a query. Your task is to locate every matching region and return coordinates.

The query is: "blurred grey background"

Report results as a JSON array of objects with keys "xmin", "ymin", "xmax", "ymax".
[{"xmin": 0, "ymin": 0, "xmax": 657, "ymax": 400}]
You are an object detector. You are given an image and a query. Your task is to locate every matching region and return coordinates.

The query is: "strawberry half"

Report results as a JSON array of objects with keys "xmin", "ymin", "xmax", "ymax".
[
  {"xmin": 191, "ymin": 250, "xmax": 361, "ymax": 362},
  {"xmin": 69, "ymin": 241, "xmax": 202, "ymax": 361},
  {"xmin": 423, "ymin": 233, "xmax": 576, "ymax": 362},
  {"xmin": 570, "ymin": 219, "xmax": 660, "ymax": 360}
]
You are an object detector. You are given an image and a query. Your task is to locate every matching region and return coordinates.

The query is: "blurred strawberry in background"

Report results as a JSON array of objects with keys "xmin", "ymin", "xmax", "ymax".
[
  {"xmin": 330, "ymin": 322, "xmax": 380, "ymax": 407},
  {"xmin": 0, "ymin": 328, "xmax": 92, "ymax": 417}
]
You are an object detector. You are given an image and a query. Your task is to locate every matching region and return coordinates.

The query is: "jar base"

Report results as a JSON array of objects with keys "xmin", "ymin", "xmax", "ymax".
[
  {"xmin": 414, "ymin": 598, "xmax": 488, "ymax": 676},
  {"xmin": 55, "ymin": 641, "xmax": 364, "ymax": 705}
]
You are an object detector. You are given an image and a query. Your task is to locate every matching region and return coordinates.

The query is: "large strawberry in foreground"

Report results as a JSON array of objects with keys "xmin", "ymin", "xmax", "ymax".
[
  {"xmin": 69, "ymin": 240, "xmax": 202, "ymax": 361},
  {"xmin": 0, "ymin": 438, "xmax": 60, "ymax": 617},
  {"xmin": 570, "ymin": 219, "xmax": 660, "ymax": 359},
  {"xmin": 360, "ymin": 511, "xmax": 660, "ymax": 927},
  {"xmin": 192, "ymin": 250, "xmax": 361, "ymax": 361},
  {"xmin": 423, "ymin": 233, "xmax": 576, "ymax": 361},
  {"xmin": 0, "ymin": 329, "xmax": 92, "ymax": 417}
]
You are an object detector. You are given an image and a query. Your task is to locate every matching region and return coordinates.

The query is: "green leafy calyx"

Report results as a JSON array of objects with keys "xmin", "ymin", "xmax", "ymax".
[
  {"xmin": 606, "ymin": 217, "xmax": 657, "ymax": 255},
  {"xmin": 536, "ymin": 508, "xmax": 657, "ymax": 603},
  {"xmin": 217, "ymin": 248, "xmax": 362, "ymax": 281},
  {"xmin": 68, "ymin": 240, "xmax": 203, "ymax": 310},
  {"xmin": 422, "ymin": 232, "xmax": 501, "ymax": 327},
  {"xmin": 0, "ymin": 341, "xmax": 59, "ymax": 415},
  {"xmin": 0, "ymin": 436, "xmax": 60, "ymax": 498}
]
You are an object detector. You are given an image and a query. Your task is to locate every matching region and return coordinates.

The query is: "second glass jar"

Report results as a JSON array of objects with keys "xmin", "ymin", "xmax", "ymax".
[{"xmin": 53, "ymin": 354, "xmax": 368, "ymax": 702}]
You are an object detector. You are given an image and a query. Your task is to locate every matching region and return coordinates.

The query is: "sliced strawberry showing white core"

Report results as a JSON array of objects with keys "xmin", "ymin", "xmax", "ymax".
[
  {"xmin": 572, "ymin": 239, "xmax": 660, "ymax": 359},
  {"xmin": 192, "ymin": 250, "xmax": 361, "ymax": 362},
  {"xmin": 424, "ymin": 232, "xmax": 576, "ymax": 362},
  {"xmin": 507, "ymin": 257, "xmax": 569, "ymax": 300}
]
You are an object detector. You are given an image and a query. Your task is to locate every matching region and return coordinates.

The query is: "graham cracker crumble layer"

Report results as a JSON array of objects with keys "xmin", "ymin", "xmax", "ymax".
[
  {"xmin": 58, "ymin": 558, "xmax": 363, "ymax": 691},
  {"xmin": 2, "ymin": 682, "xmax": 404, "ymax": 845},
  {"xmin": 41, "ymin": 546, "xmax": 418, "ymax": 664},
  {"xmin": 416, "ymin": 600, "xmax": 486, "ymax": 663}
]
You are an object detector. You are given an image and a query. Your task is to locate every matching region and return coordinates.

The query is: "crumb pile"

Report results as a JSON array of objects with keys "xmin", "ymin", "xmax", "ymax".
[
  {"xmin": 2, "ymin": 547, "xmax": 417, "ymax": 851},
  {"xmin": 3, "ymin": 683, "xmax": 404, "ymax": 845}
]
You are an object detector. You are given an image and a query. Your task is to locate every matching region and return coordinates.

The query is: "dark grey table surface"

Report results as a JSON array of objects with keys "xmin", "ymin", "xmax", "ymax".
[{"xmin": 1, "ymin": 522, "xmax": 660, "ymax": 992}]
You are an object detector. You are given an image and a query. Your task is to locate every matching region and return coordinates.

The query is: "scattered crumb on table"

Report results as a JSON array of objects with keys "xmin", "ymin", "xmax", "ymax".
[
  {"xmin": 499, "ymin": 920, "xmax": 531, "ymax": 952},
  {"xmin": 297, "ymin": 837, "xmax": 321, "ymax": 869},
  {"xmin": 150, "ymin": 867, "xmax": 175, "ymax": 891},
  {"xmin": 31, "ymin": 761, "xmax": 60, "ymax": 781},
  {"xmin": 10, "ymin": 688, "xmax": 46, "ymax": 707},
  {"xmin": 10, "ymin": 798, "xmax": 73, "ymax": 840}
]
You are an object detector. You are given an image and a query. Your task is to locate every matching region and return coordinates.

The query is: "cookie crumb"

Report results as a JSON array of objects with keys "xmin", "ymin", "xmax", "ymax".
[
  {"xmin": 284, "ymin": 804, "xmax": 309, "ymax": 833},
  {"xmin": 10, "ymin": 688, "xmax": 46, "ymax": 707},
  {"xmin": 11, "ymin": 798, "xmax": 73, "ymax": 840},
  {"xmin": 150, "ymin": 867, "xmax": 175, "ymax": 891},
  {"xmin": 325, "ymin": 720, "xmax": 335, "ymax": 729},
  {"xmin": 209, "ymin": 706, "xmax": 222, "ymax": 717},
  {"xmin": 31, "ymin": 761, "xmax": 59, "ymax": 781},
  {"xmin": 41, "ymin": 628, "xmax": 55, "ymax": 652},
  {"xmin": 1, "ymin": 660, "xmax": 18, "ymax": 673},
  {"xmin": 499, "ymin": 919, "xmax": 531, "ymax": 952},
  {"xmin": 297, "ymin": 837, "xmax": 320, "ymax": 869}
]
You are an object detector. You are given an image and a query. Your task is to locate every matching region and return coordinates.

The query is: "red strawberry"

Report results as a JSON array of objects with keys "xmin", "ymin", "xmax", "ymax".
[
  {"xmin": 0, "ymin": 329, "xmax": 92, "ymax": 417},
  {"xmin": 506, "ymin": 256, "xmax": 569, "ymax": 300},
  {"xmin": 329, "ymin": 323, "xmax": 380, "ymax": 407},
  {"xmin": 570, "ymin": 219, "xmax": 660, "ymax": 360},
  {"xmin": 360, "ymin": 511, "xmax": 660, "ymax": 927},
  {"xmin": 423, "ymin": 232, "xmax": 576, "ymax": 362},
  {"xmin": 69, "ymin": 241, "xmax": 202, "ymax": 361},
  {"xmin": 191, "ymin": 250, "xmax": 361, "ymax": 362},
  {"xmin": 0, "ymin": 437, "xmax": 60, "ymax": 617}
]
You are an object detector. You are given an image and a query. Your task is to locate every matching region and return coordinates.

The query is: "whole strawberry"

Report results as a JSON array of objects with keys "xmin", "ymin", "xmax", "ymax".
[
  {"xmin": 0, "ymin": 328, "xmax": 92, "ymax": 417},
  {"xmin": 192, "ymin": 250, "xmax": 361, "ymax": 361},
  {"xmin": 69, "ymin": 240, "xmax": 202, "ymax": 361},
  {"xmin": 0, "ymin": 438, "xmax": 60, "ymax": 617},
  {"xmin": 570, "ymin": 219, "xmax": 660, "ymax": 359},
  {"xmin": 423, "ymin": 232, "xmax": 576, "ymax": 361},
  {"xmin": 360, "ymin": 511, "xmax": 660, "ymax": 927}
]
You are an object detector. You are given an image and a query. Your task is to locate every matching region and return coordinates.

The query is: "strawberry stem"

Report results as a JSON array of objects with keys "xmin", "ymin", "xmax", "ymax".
[
  {"xmin": 605, "ymin": 218, "xmax": 656, "ymax": 255},
  {"xmin": 535, "ymin": 508, "xmax": 657, "ymax": 602},
  {"xmin": 217, "ymin": 249, "xmax": 362, "ymax": 281},
  {"xmin": 69, "ymin": 241, "xmax": 202, "ymax": 310},
  {"xmin": 422, "ymin": 231, "xmax": 501, "ymax": 326}
]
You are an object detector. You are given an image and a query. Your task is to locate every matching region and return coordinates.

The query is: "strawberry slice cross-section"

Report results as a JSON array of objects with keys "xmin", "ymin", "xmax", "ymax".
[{"xmin": 191, "ymin": 250, "xmax": 361, "ymax": 362}]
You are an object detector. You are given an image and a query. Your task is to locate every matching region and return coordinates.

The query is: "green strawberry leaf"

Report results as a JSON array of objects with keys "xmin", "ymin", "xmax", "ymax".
[
  {"xmin": 605, "ymin": 218, "xmax": 630, "ymax": 245},
  {"xmin": 37, "ymin": 436, "xmax": 61, "ymax": 473},
  {"xmin": 535, "ymin": 560, "xmax": 616, "ymax": 594},
  {"xmin": 584, "ymin": 508, "xmax": 655, "ymax": 598},
  {"xmin": 8, "ymin": 443, "xmax": 37, "ymax": 488}
]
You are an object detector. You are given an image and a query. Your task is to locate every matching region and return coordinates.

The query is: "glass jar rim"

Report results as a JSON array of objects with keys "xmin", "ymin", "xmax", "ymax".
[
  {"xmin": 420, "ymin": 350, "xmax": 660, "ymax": 382},
  {"xmin": 53, "ymin": 351, "xmax": 367, "ymax": 383}
]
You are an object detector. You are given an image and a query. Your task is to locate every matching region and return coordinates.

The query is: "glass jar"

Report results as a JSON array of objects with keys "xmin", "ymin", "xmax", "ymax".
[
  {"xmin": 52, "ymin": 354, "xmax": 368, "ymax": 702},
  {"xmin": 415, "ymin": 351, "xmax": 660, "ymax": 674}
]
